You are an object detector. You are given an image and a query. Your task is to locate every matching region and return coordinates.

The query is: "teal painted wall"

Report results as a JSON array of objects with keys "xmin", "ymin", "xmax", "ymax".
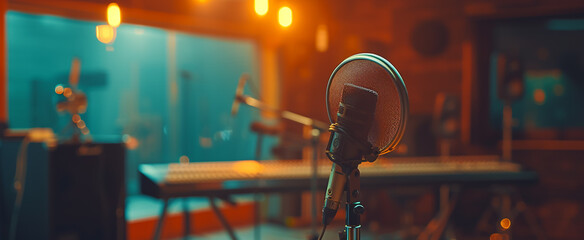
[{"xmin": 6, "ymin": 11, "xmax": 275, "ymax": 195}]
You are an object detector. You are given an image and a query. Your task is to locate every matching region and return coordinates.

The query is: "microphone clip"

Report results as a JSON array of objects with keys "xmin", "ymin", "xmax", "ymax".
[{"xmin": 325, "ymin": 123, "xmax": 379, "ymax": 170}]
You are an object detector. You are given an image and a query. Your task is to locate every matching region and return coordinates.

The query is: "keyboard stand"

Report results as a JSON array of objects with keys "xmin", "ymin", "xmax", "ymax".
[
  {"xmin": 139, "ymin": 157, "xmax": 538, "ymax": 240},
  {"xmin": 417, "ymin": 185, "xmax": 460, "ymax": 240},
  {"xmin": 151, "ymin": 196, "xmax": 239, "ymax": 240}
]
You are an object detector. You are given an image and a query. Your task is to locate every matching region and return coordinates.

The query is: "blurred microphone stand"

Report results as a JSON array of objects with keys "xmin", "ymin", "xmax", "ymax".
[
  {"xmin": 418, "ymin": 93, "xmax": 460, "ymax": 240},
  {"xmin": 232, "ymin": 74, "xmax": 328, "ymax": 239}
]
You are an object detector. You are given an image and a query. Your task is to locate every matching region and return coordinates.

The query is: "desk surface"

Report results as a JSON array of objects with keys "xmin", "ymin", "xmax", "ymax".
[{"xmin": 140, "ymin": 155, "xmax": 538, "ymax": 199}]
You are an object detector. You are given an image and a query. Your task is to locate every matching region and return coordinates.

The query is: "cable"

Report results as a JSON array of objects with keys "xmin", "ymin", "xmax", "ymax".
[
  {"xmin": 318, "ymin": 224, "xmax": 327, "ymax": 240},
  {"xmin": 9, "ymin": 136, "xmax": 31, "ymax": 240}
]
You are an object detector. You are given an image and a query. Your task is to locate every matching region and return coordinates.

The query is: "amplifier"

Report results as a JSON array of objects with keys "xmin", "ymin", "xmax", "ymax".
[{"xmin": 1, "ymin": 140, "xmax": 125, "ymax": 240}]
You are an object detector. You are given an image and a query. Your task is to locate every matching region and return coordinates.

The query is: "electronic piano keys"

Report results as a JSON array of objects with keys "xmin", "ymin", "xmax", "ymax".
[{"xmin": 139, "ymin": 155, "xmax": 537, "ymax": 199}]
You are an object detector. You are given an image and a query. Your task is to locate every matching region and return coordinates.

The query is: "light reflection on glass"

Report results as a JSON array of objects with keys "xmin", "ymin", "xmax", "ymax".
[
  {"xmin": 179, "ymin": 155, "xmax": 190, "ymax": 163},
  {"xmin": 96, "ymin": 25, "xmax": 116, "ymax": 44},
  {"xmin": 72, "ymin": 114, "xmax": 81, "ymax": 123},
  {"xmin": 63, "ymin": 87, "xmax": 72, "ymax": 98},
  {"xmin": 76, "ymin": 120, "xmax": 86, "ymax": 129},
  {"xmin": 55, "ymin": 85, "xmax": 64, "ymax": 94}
]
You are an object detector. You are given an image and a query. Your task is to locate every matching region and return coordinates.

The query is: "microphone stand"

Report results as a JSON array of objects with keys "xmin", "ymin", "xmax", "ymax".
[
  {"xmin": 235, "ymin": 93, "xmax": 328, "ymax": 238},
  {"xmin": 342, "ymin": 168, "xmax": 364, "ymax": 240}
]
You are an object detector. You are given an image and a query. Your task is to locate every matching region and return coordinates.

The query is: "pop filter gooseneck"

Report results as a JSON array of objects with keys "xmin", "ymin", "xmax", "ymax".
[{"xmin": 321, "ymin": 53, "xmax": 409, "ymax": 240}]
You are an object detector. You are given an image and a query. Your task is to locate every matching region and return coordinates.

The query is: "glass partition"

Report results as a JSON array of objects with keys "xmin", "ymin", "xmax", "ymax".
[{"xmin": 6, "ymin": 11, "xmax": 275, "ymax": 195}]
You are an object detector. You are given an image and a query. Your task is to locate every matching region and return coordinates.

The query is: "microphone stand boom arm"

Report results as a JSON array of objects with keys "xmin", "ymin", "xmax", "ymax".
[
  {"xmin": 235, "ymin": 94, "xmax": 329, "ymax": 131},
  {"xmin": 234, "ymin": 89, "xmax": 327, "ymax": 238}
]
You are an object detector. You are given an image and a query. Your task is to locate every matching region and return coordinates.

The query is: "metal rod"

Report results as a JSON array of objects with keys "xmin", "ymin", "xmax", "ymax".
[
  {"xmin": 238, "ymin": 95, "xmax": 329, "ymax": 131},
  {"xmin": 502, "ymin": 103, "xmax": 512, "ymax": 161},
  {"xmin": 183, "ymin": 198, "xmax": 190, "ymax": 239},
  {"xmin": 153, "ymin": 198, "xmax": 169, "ymax": 240},
  {"xmin": 345, "ymin": 226, "xmax": 361, "ymax": 240},
  {"xmin": 209, "ymin": 197, "xmax": 238, "ymax": 240}
]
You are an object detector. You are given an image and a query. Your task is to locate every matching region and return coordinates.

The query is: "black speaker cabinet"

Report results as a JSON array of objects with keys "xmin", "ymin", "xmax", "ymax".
[
  {"xmin": 433, "ymin": 93, "xmax": 460, "ymax": 140},
  {"xmin": 496, "ymin": 54, "xmax": 525, "ymax": 102},
  {"xmin": 1, "ymin": 141, "xmax": 126, "ymax": 240}
]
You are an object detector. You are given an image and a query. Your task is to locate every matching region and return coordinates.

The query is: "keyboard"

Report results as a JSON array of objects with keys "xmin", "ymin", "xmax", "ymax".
[{"xmin": 139, "ymin": 156, "xmax": 536, "ymax": 199}]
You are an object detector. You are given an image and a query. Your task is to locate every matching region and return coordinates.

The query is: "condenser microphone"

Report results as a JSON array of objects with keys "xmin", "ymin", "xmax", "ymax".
[
  {"xmin": 231, "ymin": 74, "xmax": 249, "ymax": 116},
  {"xmin": 322, "ymin": 83, "xmax": 378, "ymax": 226},
  {"xmin": 319, "ymin": 53, "xmax": 408, "ymax": 240}
]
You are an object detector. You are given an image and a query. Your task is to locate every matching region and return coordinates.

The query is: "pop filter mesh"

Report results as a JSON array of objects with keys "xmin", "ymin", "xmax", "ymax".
[{"xmin": 327, "ymin": 54, "xmax": 408, "ymax": 155}]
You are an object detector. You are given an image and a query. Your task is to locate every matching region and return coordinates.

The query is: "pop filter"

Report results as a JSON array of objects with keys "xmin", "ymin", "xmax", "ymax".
[
  {"xmin": 321, "ymin": 54, "xmax": 409, "ymax": 239},
  {"xmin": 326, "ymin": 53, "xmax": 408, "ymax": 155}
]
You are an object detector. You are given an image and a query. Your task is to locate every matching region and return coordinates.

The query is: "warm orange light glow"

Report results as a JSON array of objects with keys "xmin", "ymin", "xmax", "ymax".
[
  {"xmin": 255, "ymin": 0, "xmax": 268, "ymax": 16},
  {"xmin": 123, "ymin": 134, "xmax": 139, "ymax": 150},
  {"xmin": 533, "ymin": 89, "xmax": 545, "ymax": 105},
  {"xmin": 500, "ymin": 218, "xmax": 511, "ymax": 230},
  {"xmin": 490, "ymin": 233, "xmax": 509, "ymax": 240},
  {"xmin": 490, "ymin": 233, "xmax": 503, "ymax": 240},
  {"xmin": 96, "ymin": 25, "xmax": 116, "ymax": 44},
  {"xmin": 199, "ymin": 137, "xmax": 213, "ymax": 148},
  {"xmin": 233, "ymin": 160, "xmax": 263, "ymax": 175},
  {"xmin": 79, "ymin": 105, "xmax": 87, "ymax": 114},
  {"xmin": 63, "ymin": 88, "xmax": 73, "ymax": 98},
  {"xmin": 76, "ymin": 120, "xmax": 86, "ymax": 129},
  {"xmin": 315, "ymin": 24, "xmax": 329, "ymax": 52},
  {"xmin": 179, "ymin": 155, "xmax": 190, "ymax": 163},
  {"xmin": 107, "ymin": 3, "xmax": 121, "ymax": 28},
  {"xmin": 55, "ymin": 85, "xmax": 64, "ymax": 94},
  {"xmin": 72, "ymin": 114, "xmax": 81, "ymax": 123},
  {"xmin": 81, "ymin": 127, "xmax": 90, "ymax": 135},
  {"xmin": 278, "ymin": 6, "xmax": 292, "ymax": 27}
]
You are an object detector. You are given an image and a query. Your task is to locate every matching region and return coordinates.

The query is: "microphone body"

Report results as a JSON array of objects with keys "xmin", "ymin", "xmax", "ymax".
[
  {"xmin": 322, "ymin": 83, "xmax": 378, "ymax": 225},
  {"xmin": 323, "ymin": 163, "xmax": 346, "ymax": 225}
]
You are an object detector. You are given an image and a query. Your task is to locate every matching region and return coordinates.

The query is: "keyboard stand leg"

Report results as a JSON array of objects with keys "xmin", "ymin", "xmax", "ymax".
[
  {"xmin": 183, "ymin": 198, "xmax": 191, "ymax": 239},
  {"xmin": 154, "ymin": 198, "xmax": 169, "ymax": 240},
  {"xmin": 418, "ymin": 185, "xmax": 459, "ymax": 240},
  {"xmin": 254, "ymin": 194, "xmax": 260, "ymax": 240},
  {"xmin": 209, "ymin": 197, "xmax": 238, "ymax": 240}
]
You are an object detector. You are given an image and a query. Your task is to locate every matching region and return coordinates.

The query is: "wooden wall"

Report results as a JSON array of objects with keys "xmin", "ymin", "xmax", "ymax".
[{"xmin": 276, "ymin": 0, "xmax": 584, "ymax": 239}]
